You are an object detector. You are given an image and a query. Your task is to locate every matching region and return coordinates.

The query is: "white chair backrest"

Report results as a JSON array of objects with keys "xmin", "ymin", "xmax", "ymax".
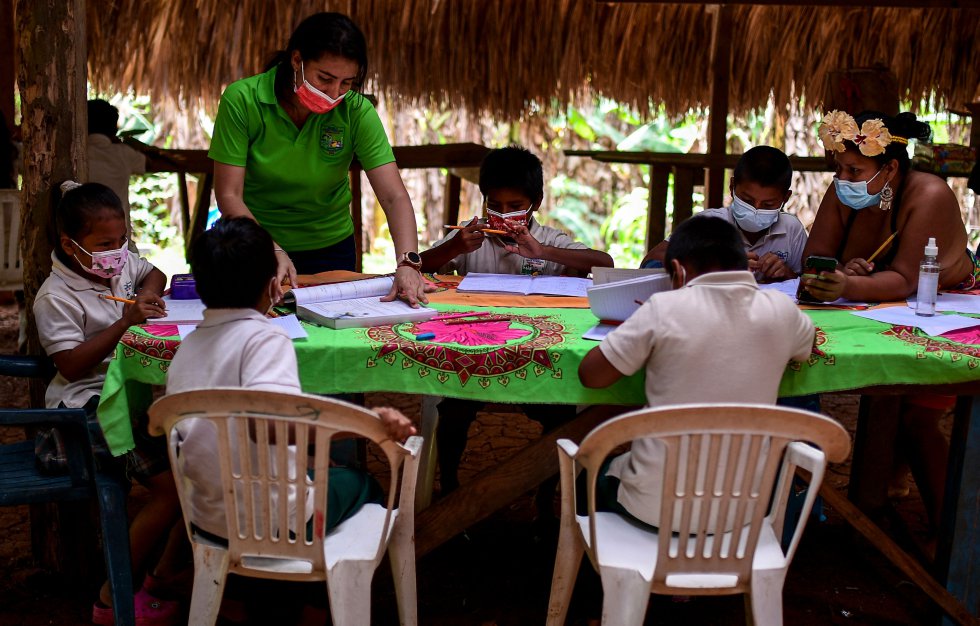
[
  {"xmin": 0, "ymin": 189, "xmax": 23, "ymax": 290},
  {"xmin": 574, "ymin": 404, "xmax": 850, "ymax": 587},
  {"xmin": 150, "ymin": 389, "xmax": 415, "ymax": 578}
]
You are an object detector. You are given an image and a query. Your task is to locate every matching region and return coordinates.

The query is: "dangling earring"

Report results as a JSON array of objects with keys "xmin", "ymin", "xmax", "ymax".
[{"xmin": 879, "ymin": 180, "xmax": 894, "ymax": 211}]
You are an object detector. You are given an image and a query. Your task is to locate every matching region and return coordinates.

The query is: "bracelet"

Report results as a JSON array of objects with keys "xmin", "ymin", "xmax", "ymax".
[{"xmin": 274, "ymin": 247, "xmax": 287, "ymax": 254}]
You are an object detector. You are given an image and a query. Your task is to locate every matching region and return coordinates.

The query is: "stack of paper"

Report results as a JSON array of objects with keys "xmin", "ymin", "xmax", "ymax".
[{"xmin": 286, "ymin": 276, "xmax": 436, "ymax": 329}]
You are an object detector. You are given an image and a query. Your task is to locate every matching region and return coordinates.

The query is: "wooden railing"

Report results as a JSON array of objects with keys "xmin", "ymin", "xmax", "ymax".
[
  {"xmin": 139, "ymin": 142, "xmax": 491, "ymax": 270},
  {"xmin": 564, "ymin": 150, "xmax": 833, "ymax": 248}
]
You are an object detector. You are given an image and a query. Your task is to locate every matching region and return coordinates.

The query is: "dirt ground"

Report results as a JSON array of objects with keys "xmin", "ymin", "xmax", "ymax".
[{"xmin": 0, "ymin": 299, "xmax": 945, "ymax": 625}]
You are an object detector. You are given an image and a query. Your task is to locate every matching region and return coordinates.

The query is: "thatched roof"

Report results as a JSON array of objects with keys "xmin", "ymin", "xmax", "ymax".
[{"xmin": 85, "ymin": 1, "xmax": 980, "ymax": 118}]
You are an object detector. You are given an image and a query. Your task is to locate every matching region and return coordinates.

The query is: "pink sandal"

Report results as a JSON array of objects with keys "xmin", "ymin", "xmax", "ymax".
[{"xmin": 91, "ymin": 587, "xmax": 180, "ymax": 626}]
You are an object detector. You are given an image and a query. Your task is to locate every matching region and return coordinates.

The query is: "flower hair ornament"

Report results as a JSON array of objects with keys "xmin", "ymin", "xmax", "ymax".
[{"xmin": 818, "ymin": 110, "xmax": 908, "ymax": 157}]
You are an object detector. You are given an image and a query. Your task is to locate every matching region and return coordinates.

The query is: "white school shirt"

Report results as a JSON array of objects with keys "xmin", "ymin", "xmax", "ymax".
[
  {"xmin": 165, "ymin": 308, "xmax": 311, "ymax": 539},
  {"xmin": 695, "ymin": 207, "xmax": 808, "ymax": 274},
  {"xmin": 87, "ymin": 134, "xmax": 146, "ymax": 216},
  {"xmin": 34, "ymin": 251, "xmax": 155, "ymax": 408},
  {"xmin": 434, "ymin": 217, "xmax": 588, "ymax": 276},
  {"xmin": 598, "ymin": 270, "xmax": 814, "ymax": 530}
]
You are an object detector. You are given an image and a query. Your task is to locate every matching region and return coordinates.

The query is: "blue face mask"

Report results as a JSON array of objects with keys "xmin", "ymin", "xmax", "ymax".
[
  {"xmin": 730, "ymin": 192, "xmax": 781, "ymax": 233},
  {"xmin": 834, "ymin": 167, "xmax": 883, "ymax": 210}
]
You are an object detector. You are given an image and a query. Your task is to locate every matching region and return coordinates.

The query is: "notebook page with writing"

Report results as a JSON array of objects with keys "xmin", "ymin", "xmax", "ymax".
[
  {"xmin": 286, "ymin": 276, "xmax": 394, "ymax": 305},
  {"xmin": 297, "ymin": 296, "xmax": 436, "ymax": 329},
  {"xmin": 155, "ymin": 297, "xmax": 207, "ymax": 324},
  {"xmin": 527, "ymin": 276, "xmax": 592, "ymax": 297},
  {"xmin": 456, "ymin": 273, "xmax": 533, "ymax": 294},
  {"xmin": 591, "ymin": 267, "xmax": 666, "ymax": 286}
]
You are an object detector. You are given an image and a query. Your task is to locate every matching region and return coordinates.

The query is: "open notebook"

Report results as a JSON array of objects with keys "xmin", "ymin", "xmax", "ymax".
[
  {"xmin": 583, "ymin": 272, "xmax": 672, "ymax": 340},
  {"xmin": 286, "ymin": 275, "xmax": 436, "ymax": 329},
  {"xmin": 456, "ymin": 273, "xmax": 592, "ymax": 297}
]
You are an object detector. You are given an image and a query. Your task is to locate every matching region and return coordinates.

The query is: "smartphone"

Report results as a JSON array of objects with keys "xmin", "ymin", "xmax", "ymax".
[{"xmin": 796, "ymin": 255, "xmax": 838, "ymax": 302}]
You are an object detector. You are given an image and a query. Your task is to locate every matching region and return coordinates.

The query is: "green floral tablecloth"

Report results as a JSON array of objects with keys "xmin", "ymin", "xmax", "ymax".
[{"xmin": 97, "ymin": 305, "xmax": 980, "ymax": 455}]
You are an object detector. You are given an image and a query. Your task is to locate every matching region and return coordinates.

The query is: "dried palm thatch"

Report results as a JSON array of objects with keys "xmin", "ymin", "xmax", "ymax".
[{"xmin": 84, "ymin": 1, "xmax": 980, "ymax": 118}]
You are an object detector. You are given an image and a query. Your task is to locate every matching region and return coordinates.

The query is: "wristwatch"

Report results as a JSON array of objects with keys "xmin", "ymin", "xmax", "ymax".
[{"xmin": 397, "ymin": 251, "xmax": 423, "ymax": 271}]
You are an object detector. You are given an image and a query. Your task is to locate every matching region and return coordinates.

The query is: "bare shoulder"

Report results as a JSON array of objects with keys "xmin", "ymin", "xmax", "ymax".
[{"xmin": 902, "ymin": 171, "xmax": 957, "ymax": 206}]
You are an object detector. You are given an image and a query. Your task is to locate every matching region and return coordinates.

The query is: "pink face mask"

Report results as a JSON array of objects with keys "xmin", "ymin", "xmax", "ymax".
[
  {"xmin": 293, "ymin": 61, "xmax": 347, "ymax": 114},
  {"xmin": 71, "ymin": 239, "xmax": 128, "ymax": 279}
]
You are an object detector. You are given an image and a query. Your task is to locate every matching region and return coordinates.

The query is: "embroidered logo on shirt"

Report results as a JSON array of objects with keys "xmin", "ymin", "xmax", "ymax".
[
  {"xmin": 320, "ymin": 126, "xmax": 344, "ymax": 156},
  {"xmin": 521, "ymin": 258, "xmax": 545, "ymax": 275}
]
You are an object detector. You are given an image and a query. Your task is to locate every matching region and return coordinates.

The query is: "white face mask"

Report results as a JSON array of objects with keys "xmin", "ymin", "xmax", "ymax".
[{"xmin": 730, "ymin": 192, "xmax": 781, "ymax": 233}]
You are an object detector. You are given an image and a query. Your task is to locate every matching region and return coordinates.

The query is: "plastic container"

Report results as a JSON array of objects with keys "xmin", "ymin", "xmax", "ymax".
[
  {"xmin": 169, "ymin": 274, "xmax": 199, "ymax": 300},
  {"xmin": 915, "ymin": 238, "xmax": 940, "ymax": 317}
]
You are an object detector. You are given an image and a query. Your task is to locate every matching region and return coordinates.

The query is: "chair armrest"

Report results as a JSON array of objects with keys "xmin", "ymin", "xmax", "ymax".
[
  {"xmin": 556, "ymin": 438, "xmax": 579, "ymax": 459},
  {"xmin": 401, "ymin": 435, "xmax": 423, "ymax": 458},
  {"xmin": 0, "ymin": 355, "xmax": 55, "ymax": 379},
  {"xmin": 0, "ymin": 408, "xmax": 88, "ymax": 428}
]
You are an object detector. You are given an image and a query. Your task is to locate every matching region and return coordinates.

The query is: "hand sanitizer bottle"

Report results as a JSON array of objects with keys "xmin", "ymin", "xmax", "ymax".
[{"xmin": 915, "ymin": 237, "xmax": 940, "ymax": 317}]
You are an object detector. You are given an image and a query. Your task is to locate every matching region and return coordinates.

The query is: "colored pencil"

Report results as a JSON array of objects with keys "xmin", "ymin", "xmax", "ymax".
[
  {"xmin": 866, "ymin": 231, "xmax": 897, "ymax": 264},
  {"xmin": 99, "ymin": 294, "xmax": 136, "ymax": 305},
  {"xmin": 443, "ymin": 225, "xmax": 509, "ymax": 235},
  {"xmin": 431, "ymin": 311, "xmax": 491, "ymax": 321},
  {"xmin": 441, "ymin": 316, "xmax": 511, "ymax": 325}
]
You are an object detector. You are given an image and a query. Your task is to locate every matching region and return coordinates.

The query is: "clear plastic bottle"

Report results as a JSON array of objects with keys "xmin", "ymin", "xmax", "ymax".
[{"xmin": 915, "ymin": 237, "xmax": 940, "ymax": 317}]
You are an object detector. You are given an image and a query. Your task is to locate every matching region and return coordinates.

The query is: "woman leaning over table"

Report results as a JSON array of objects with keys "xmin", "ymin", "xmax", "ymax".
[
  {"xmin": 801, "ymin": 109, "xmax": 978, "ymax": 535},
  {"xmin": 209, "ymin": 12, "xmax": 428, "ymax": 305}
]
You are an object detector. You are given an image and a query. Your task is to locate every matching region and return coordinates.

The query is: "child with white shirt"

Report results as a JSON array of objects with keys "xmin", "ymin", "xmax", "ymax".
[
  {"xmin": 579, "ymin": 216, "xmax": 815, "ymax": 530},
  {"xmin": 33, "ymin": 180, "xmax": 181, "ymax": 625},
  {"xmin": 164, "ymin": 217, "xmax": 416, "ymax": 543}
]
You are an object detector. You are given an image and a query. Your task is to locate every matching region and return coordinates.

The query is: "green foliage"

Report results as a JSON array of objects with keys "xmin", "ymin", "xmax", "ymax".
[{"xmin": 129, "ymin": 173, "xmax": 179, "ymax": 247}]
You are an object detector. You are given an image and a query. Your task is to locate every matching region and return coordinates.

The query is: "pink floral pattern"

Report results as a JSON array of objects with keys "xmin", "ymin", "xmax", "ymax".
[{"xmin": 413, "ymin": 319, "xmax": 531, "ymax": 346}]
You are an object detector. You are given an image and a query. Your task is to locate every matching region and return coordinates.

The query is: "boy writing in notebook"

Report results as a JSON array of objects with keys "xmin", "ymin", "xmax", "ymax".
[
  {"xmin": 640, "ymin": 145, "xmax": 807, "ymax": 283},
  {"xmin": 163, "ymin": 217, "xmax": 416, "ymax": 543},
  {"xmin": 420, "ymin": 145, "xmax": 613, "ymax": 508},
  {"xmin": 579, "ymin": 216, "xmax": 814, "ymax": 530}
]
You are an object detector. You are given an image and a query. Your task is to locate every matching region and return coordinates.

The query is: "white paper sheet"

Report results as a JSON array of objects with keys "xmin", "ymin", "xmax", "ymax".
[
  {"xmin": 156, "ymin": 297, "xmax": 207, "ymax": 324},
  {"xmin": 176, "ymin": 324, "xmax": 197, "ymax": 340},
  {"xmin": 582, "ymin": 323, "xmax": 617, "ymax": 341},
  {"xmin": 269, "ymin": 315, "xmax": 309, "ymax": 339},
  {"xmin": 757, "ymin": 278, "xmax": 868, "ymax": 307},
  {"xmin": 456, "ymin": 273, "xmax": 591, "ymax": 297},
  {"xmin": 853, "ymin": 308, "xmax": 980, "ymax": 336},
  {"xmin": 905, "ymin": 292, "xmax": 980, "ymax": 314}
]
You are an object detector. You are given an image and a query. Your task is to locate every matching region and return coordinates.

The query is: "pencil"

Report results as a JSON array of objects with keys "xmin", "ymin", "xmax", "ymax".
[
  {"xmin": 431, "ymin": 311, "xmax": 491, "ymax": 321},
  {"xmin": 99, "ymin": 294, "xmax": 136, "ymax": 305},
  {"xmin": 443, "ymin": 225, "xmax": 509, "ymax": 235},
  {"xmin": 866, "ymin": 232, "xmax": 897, "ymax": 264},
  {"xmin": 441, "ymin": 316, "xmax": 511, "ymax": 325}
]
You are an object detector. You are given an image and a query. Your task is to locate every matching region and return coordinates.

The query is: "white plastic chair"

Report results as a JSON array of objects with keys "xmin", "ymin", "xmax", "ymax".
[
  {"xmin": 149, "ymin": 389, "xmax": 421, "ymax": 626},
  {"xmin": 546, "ymin": 403, "xmax": 851, "ymax": 626},
  {"xmin": 0, "ymin": 189, "xmax": 23, "ymax": 291}
]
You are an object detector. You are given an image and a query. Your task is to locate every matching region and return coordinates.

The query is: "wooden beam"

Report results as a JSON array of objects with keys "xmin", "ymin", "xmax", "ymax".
[
  {"xmin": 603, "ymin": 0, "xmax": 980, "ymax": 6},
  {"xmin": 442, "ymin": 173, "xmax": 462, "ymax": 231},
  {"xmin": 0, "ymin": 0, "xmax": 14, "ymax": 133},
  {"xmin": 565, "ymin": 150, "xmax": 832, "ymax": 172},
  {"xmin": 672, "ymin": 166, "xmax": 696, "ymax": 228},
  {"xmin": 706, "ymin": 4, "xmax": 732, "ymax": 209},
  {"xmin": 350, "ymin": 165, "xmax": 363, "ymax": 273},
  {"xmin": 646, "ymin": 165, "xmax": 670, "ymax": 246}
]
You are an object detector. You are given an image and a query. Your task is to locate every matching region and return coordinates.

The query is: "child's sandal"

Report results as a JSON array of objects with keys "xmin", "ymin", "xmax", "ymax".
[{"xmin": 90, "ymin": 588, "xmax": 180, "ymax": 626}]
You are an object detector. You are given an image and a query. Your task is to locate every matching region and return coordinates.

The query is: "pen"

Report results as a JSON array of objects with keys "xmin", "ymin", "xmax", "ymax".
[
  {"xmin": 441, "ymin": 316, "xmax": 512, "ymax": 325},
  {"xmin": 866, "ymin": 232, "xmax": 897, "ymax": 264},
  {"xmin": 99, "ymin": 294, "xmax": 136, "ymax": 305},
  {"xmin": 431, "ymin": 311, "xmax": 491, "ymax": 321},
  {"xmin": 634, "ymin": 299, "xmax": 644, "ymax": 305},
  {"xmin": 443, "ymin": 225, "xmax": 509, "ymax": 235}
]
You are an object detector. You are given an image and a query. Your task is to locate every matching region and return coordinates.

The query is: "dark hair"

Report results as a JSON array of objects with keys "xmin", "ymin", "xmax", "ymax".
[
  {"xmin": 87, "ymin": 99, "xmax": 119, "ymax": 137},
  {"xmin": 267, "ymin": 12, "xmax": 368, "ymax": 102},
  {"xmin": 0, "ymin": 110, "xmax": 16, "ymax": 188},
  {"xmin": 190, "ymin": 217, "xmax": 277, "ymax": 309},
  {"xmin": 665, "ymin": 216, "xmax": 748, "ymax": 276},
  {"xmin": 848, "ymin": 111, "xmax": 932, "ymax": 174},
  {"xmin": 478, "ymin": 145, "xmax": 544, "ymax": 203},
  {"xmin": 732, "ymin": 145, "xmax": 793, "ymax": 190},
  {"xmin": 54, "ymin": 182, "xmax": 125, "ymax": 265}
]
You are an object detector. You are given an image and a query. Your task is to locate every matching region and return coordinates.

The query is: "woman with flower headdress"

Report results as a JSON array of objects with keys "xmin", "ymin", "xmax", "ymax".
[{"xmin": 801, "ymin": 109, "xmax": 977, "ymax": 535}]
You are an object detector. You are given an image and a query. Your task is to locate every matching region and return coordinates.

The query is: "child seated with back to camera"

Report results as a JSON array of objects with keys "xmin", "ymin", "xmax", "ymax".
[
  {"xmin": 161, "ymin": 216, "xmax": 416, "ymax": 545},
  {"xmin": 420, "ymin": 145, "xmax": 614, "ymax": 513},
  {"xmin": 34, "ymin": 181, "xmax": 183, "ymax": 625},
  {"xmin": 579, "ymin": 216, "xmax": 815, "ymax": 530}
]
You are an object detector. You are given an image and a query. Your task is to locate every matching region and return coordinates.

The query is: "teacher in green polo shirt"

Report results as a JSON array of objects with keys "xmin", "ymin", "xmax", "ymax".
[{"xmin": 208, "ymin": 12, "xmax": 428, "ymax": 306}]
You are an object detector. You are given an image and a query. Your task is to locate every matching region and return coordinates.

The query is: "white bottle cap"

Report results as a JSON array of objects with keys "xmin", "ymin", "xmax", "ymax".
[{"xmin": 925, "ymin": 237, "xmax": 938, "ymax": 256}]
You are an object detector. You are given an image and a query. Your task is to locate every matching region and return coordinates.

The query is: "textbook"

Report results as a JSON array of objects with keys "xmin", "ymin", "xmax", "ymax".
[
  {"xmin": 456, "ymin": 273, "xmax": 592, "ymax": 297},
  {"xmin": 583, "ymin": 273, "xmax": 672, "ymax": 341},
  {"xmin": 591, "ymin": 266, "xmax": 666, "ymax": 286},
  {"xmin": 287, "ymin": 276, "xmax": 437, "ymax": 329}
]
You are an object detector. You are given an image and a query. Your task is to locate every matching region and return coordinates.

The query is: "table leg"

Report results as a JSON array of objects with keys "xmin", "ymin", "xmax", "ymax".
[
  {"xmin": 848, "ymin": 395, "xmax": 902, "ymax": 515},
  {"xmin": 414, "ymin": 395, "xmax": 441, "ymax": 512},
  {"xmin": 415, "ymin": 405, "xmax": 618, "ymax": 558},
  {"xmin": 937, "ymin": 396, "xmax": 979, "ymax": 624}
]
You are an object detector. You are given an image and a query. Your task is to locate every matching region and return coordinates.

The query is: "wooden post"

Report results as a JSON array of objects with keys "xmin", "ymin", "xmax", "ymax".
[
  {"xmin": 0, "ymin": 0, "xmax": 14, "ymax": 132},
  {"xmin": 646, "ymin": 165, "xmax": 670, "ymax": 247},
  {"xmin": 705, "ymin": 4, "xmax": 732, "ymax": 209},
  {"xmin": 672, "ymin": 166, "xmax": 696, "ymax": 230},
  {"xmin": 442, "ymin": 172, "xmax": 461, "ymax": 234},
  {"xmin": 350, "ymin": 165, "xmax": 363, "ymax": 272},
  {"xmin": 17, "ymin": 0, "xmax": 94, "ymax": 577}
]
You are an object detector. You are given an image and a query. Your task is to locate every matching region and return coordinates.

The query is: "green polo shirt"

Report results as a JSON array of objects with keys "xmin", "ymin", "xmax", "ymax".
[{"xmin": 208, "ymin": 67, "xmax": 395, "ymax": 251}]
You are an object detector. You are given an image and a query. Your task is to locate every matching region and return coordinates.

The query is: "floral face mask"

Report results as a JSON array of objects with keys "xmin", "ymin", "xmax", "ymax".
[{"xmin": 70, "ymin": 239, "xmax": 128, "ymax": 279}]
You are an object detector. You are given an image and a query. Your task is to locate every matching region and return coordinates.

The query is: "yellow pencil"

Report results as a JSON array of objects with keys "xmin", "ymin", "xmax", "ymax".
[
  {"xmin": 99, "ymin": 294, "xmax": 136, "ymax": 305},
  {"xmin": 443, "ymin": 225, "xmax": 509, "ymax": 235},
  {"xmin": 867, "ymin": 231, "xmax": 897, "ymax": 264}
]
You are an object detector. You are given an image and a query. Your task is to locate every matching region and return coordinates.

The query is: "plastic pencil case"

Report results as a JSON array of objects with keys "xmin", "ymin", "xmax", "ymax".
[{"xmin": 169, "ymin": 274, "xmax": 199, "ymax": 300}]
